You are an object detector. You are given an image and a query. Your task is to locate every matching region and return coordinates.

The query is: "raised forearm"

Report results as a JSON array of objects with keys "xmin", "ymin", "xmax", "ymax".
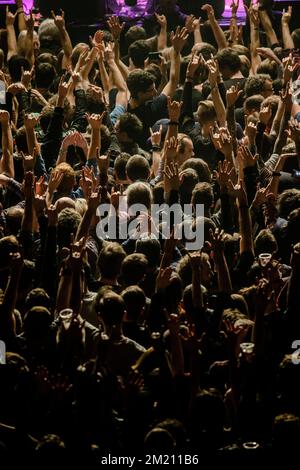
[
  {"xmin": 98, "ymin": 58, "xmax": 110, "ymax": 97},
  {"xmin": 238, "ymin": 205, "xmax": 254, "ymax": 254},
  {"xmin": 107, "ymin": 59, "xmax": 127, "ymax": 92},
  {"xmin": 214, "ymin": 253, "xmax": 232, "ymax": 293},
  {"xmin": 1, "ymin": 122, "xmax": 14, "ymax": 174},
  {"xmin": 57, "ymin": 26, "xmax": 73, "ymax": 68},
  {"xmin": 158, "ymin": 24, "xmax": 167, "ymax": 51},
  {"xmin": 25, "ymin": 126, "xmax": 40, "ymax": 156},
  {"xmin": 211, "ymin": 86, "xmax": 226, "ymax": 127},
  {"xmin": 259, "ymin": 10, "xmax": 278, "ymax": 46},
  {"xmin": 6, "ymin": 25, "xmax": 17, "ymax": 61},
  {"xmin": 88, "ymin": 129, "xmax": 101, "ymax": 160},
  {"xmin": 282, "ymin": 24, "xmax": 294, "ymax": 50},
  {"xmin": 208, "ymin": 14, "xmax": 228, "ymax": 50}
]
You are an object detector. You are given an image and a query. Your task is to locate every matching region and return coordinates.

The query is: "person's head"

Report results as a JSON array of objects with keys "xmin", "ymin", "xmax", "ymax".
[
  {"xmin": 121, "ymin": 285, "xmax": 146, "ymax": 322},
  {"xmin": 4, "ymin": 206, "xmax": 24, "ymax": 236},
  {"xmin": 243, "ymin": 94, "xmax": 264, "ymax": 116},
  {"xmin": 189, "ymin": 388, "xmax": 225, "ymax": 438},
  {"xmin": 35, "ymin": 434, "xmax": 66, "ymax": 464},
  {"xmin": 57, "ymin": 208, "xmax": 81, "ymax": 250},
  {"xmin": 126, "ymin": 155, "xmax": 150, "ymax": 182},
  {"xmin": 121, "ymin": 253, "xmax": 148, "ymax": 286},
  {"xmin": 127, "ymin": 181, "xmax": 153, "ymax": 210},
  {"xmin": 52, "ymin": 163, "xmax": 76, "ymax": 194},
  {"xmin": 254, "ymin": 229, "xmax": 278, "ymax": 256},
  {"xmin": 125, "ymin": 26, "xmax": 147, "ymax": 48},
  {"xmin": 287, "ymin": 208, "xmax": 300, "ymax": 245},
  {"xmin": 135, "ymin": 234, "xmax": 161, "ymax": 268},
  {"xmin": 25, "ymin": 288, "xmax": 51, "ymax": 312},
  {"xmin": 239, "ymin": 54, "xmax": 251, "ymax": 77},
  {"xmin": 115, "ymin": 113, "xmax": 143, "ymax": 142},
  {"xmin": 38, "ymin": 18, "xmax": 61, "ymax": 47},
  {"xmin": 145, "ymin": 63, "xmax": 162, "ymax": 89},
  {"xmin": 176, "ymin": 134, "xmax": 195, "ymax": 165},
  {"xmin": 144, "ymin": 428, "xmax": 176, "ymax": 453},
  {"xmin": 157, "ymin": 0, "xmax": 177, "ymax": 14},
  {"xmin": 216, "ymin": 48, "xmax": 241, "ymax": 80},
  {"xmin": 179, "ymin": 168, "xmax": 199, "ymax": 204},
  {"xmin": 35, "ymin": 62, "xmax": 57, "ymax": 90},
  {"xmin": 292, "ymin": 28, "xmax": 300, "ymax": 49},
  {"xmin": 71, "ymin": 43, "xmax": 89, "ymax": 69},
  {"xmin": 277, "ymin": 189, "xmax": 300, "ymax": 219},
  {"xmin": 180, "ymin": 158, "xmax": 211, "ymax": 183},
  {"xmin": 0, "ymin": 235, "xmax": 20, "ymax": 271},
  {"xmin": 114, "ymin": 152, "xmax": 131, "ymax": 182},
  {"xmin": 257, "ymin": 59, "xmax": 278, "ymax": 80},
  {"xmin": 23, "ymin": 306, "xmax": 52, "ymax": 339},
  {"xmin": 98, "ymin": 242, "xmax": 126, "ymax": 281},
  {"xmin": 261, "ymin": 94, "xmax": 281, "ymax": 120},
  {"xmin": 129, "ymin": 40, "xmax": 151, "ymax": 68},
  {"xmin": 96, "ymin": 291, "xmax": 126, "ymax": 328},
  {"xmin": 191, "ymin": 182, "xmax": 214, "ymax": 216},
  {"xmin": 127, "ymin": 70, "xmax": 156, "ymax": 102},
  {"xmin": 245, "ymin": 74, "xmax": 273, "ymax": 98},
  {"xmin": 272, "ymin": 414, "xmax": 300, "ymax": 453},
  {"xmin": 8, "ymin": 55, "xmax": 30, "ymax": 82},
  {"xmin": 196, "ymin": 100, "xmax": 217, "ymax": 130},
  {"xmin": 55, "ymin": 197, "xmax": 76, "ymax": 214},
  {"xmin": 176, "ymin": 251, "xmax": 213, "ymax": 288},
  {"xmin": 38, "ymin": 52, "xmax": 58, "ymax": 70}
]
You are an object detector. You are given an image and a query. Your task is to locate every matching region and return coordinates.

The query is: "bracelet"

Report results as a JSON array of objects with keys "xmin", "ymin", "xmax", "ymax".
[
  {"xmin": 152, "ymin": 145, "xmax": 161, "ymax": 151},
  {"xmin": 168, "ymin": 121, "xmax": 179, "ymax": 126},
  {"xmin": 272, "ymin": 171, "xmax": 281, "ymax": 177}
]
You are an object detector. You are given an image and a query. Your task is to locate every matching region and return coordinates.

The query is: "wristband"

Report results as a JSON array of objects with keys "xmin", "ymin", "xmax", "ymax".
[
  {"xmin": 168, "ymin": 121, "xmax": 179, "ymax": 126},
  {"xmin": 152, "ymin": 145, "xmax": 161, "ymax": 151},
  {"xmin": 272, "ymin": 171, "xmax": 281, "ymax": 177}
]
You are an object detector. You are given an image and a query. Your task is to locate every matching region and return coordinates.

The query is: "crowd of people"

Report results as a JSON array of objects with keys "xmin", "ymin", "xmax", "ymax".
[{"xmin": 0, "ymin": 0, "xmax": 300, "ymax": 464}]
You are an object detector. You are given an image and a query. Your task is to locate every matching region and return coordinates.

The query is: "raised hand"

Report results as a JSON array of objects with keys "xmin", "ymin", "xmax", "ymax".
[
  {"xmin": 21, "ymin": 147, "xmax": 38, "ymax": 172},
  {"xmin": 6, "ymin": 6, "xmax": 17, "ymax": 26},
  {"xmin": 156, "ymin": 266, "xmax": 173, "ymax": 291},
  {"xmin": 283, "ymin": 54, "xmax": 298, "ymax": 84},
  {"xmin": 244, "ymin": 119, "xmax": 257, "ymax": 144},
  {"xmin": 186, "ymin": 53, "xmax": 201, "ymax": 78},
  {"xmin": 97, "ymin": 150, "xmax": 109, "ymax": 175},
  {"xmin": 21, "ymin": 66, "xmax": 34, "ymax": 90},
  {"xmin": 207, "ymin": 56, "xmax": 220, "ymax": 87},
  {"xmin": 213, "ymin": 159, "xmax": 235, "ymax": 191},
  {"xmin": 281, "ymin": 5, "xmax": 292, "ymax": 25},
  {"xmin": 155, "ymin": 12, "xmax": 167, "ymax": 28},
  {"xmin": 259, "ymin": 105, "xmax": 272, "ymax": 126},
  {"xmin": 58, "ymin": 74, "xmax": 71, "ymax": 100},
  {"xmin": 210, "ymin": 227, "xmax": 225, "ymax": 260},
  {"xmin": 201, "ymin": 4, "xmax": 215, "ymax": 18},
  {"xmin": 237, "ymin": 145, "xmax": 258, "ymax": 168},
  {"xmin": 24, "ymin": 113, "xmax": 40, "ymax": 129},
  {"xmin": 167, "ymin": 97, "xmax": 182, "ymax": 122},
  {"xmin": 210, "ymin": 124, "xmax": 233, "ymax": 156},
  {"xmin": 48, "ymin": 170, "xmax": 64, "ymax": 194},
  {"xmin": 23, "ymin": 170, "xmax": 35, "ymax": 200},
  {"xmin": 164, "ymin": 136, "xmax": 178, "ymax": 165},
  {"xmin": 34, "ymin": 194, "xmax": 46, "ymax": 216},
  {"xmin": 149, "ymin": 125, "xmax": 162, "ymax": 148},
  {"xmin": 226, "ymin": 84, "xmax": 243, "ymax": 107},
  {"xmin": 35, "ymin": 175, "xmax": 48, "ymax": 197},
  {"xmin": 170, "ymin": 26, "xmax": 189, "ymax": 54},
  {"xmin": 87, "ymin": 190, "xmax": 101, "ymax": 212},
  {"xmin": 185, "ymin": 15, "xmax": 197, "ymax": 33},
  {"xmin": 227, "ymin": 178, "xmax": 248, "ymax": 206},
  {"xmin": 107, "ymin": 16, "xmax": 125, "ymax": 40},
  {"xmin": 86, "ymin": 112, "xmax": 105, "ymax": 130},
  {"xmin": 51, "ymin": 9, "xmax": 66, "ymax": 30},
  {"xmin": 164, "ymin": 162, "xmax": 180, "ymax": 192},
  {"xmin": 230, "ymin": 0, "xmax": 240, "ymax": 16}
]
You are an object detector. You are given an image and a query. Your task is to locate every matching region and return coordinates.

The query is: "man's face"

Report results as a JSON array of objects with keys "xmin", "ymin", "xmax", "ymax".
[
  {"xmin": 139, "ymin": 83, "xmax": 156, "ymax": 103},
  {"xmin": 262, "ymin": 80, "xmax": 274, "ymax": 98}
]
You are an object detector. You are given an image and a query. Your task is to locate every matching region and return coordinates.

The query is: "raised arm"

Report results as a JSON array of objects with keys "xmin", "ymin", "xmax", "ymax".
[
  {"xmin": 155, "ymin": 13, "xmax": 167, "ymax": 51},
  {"xmin": 201, "ymin": 4, "xmax": 228, "ymax": 50},
  {"xmin": 24, "ymin": 10, "xmax": 35, "ymax": 66},
  {"xmin": 0, "ymin": 110, "xmax": 14, "ymax": 177},
  {"xmin": 161, "ymin": 26, "xmax": 188, "ymax": 98},
  {"xmin": 259, "ymin": 6, "xmax": 279, "ymax": 48},
  {"xmin": 207, "ymin": 57, "xmax": 226, "ymax": 127},
  {"xmin": 281, "ymin": 6, "xmax": 294, "ymax": 50},
  {"xmin": 51, "ymin": 10, "xmax": 73, "ymax": 70},
  {"xmin": 6, "ymin": 6, "xmax": 17, "ymax": 62},
  {"xmin": 245, "ymin": 2, "xmax": 261, "ymax": 74}
]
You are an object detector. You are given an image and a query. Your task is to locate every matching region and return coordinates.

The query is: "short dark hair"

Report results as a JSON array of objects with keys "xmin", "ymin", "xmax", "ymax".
[
  {"xmin": 180, "ymin": 158, "xmax": 211, "ymax": 183},
  {"xmin": 35, "ymin": 62, "xmax": 57, "ymax": 89},
  {"xmin": 135, "ymin": 235, "xmax": 161, "ymax": 268},
  {"xmin": 118, "ymin": 113, "xmax": 143, "ymax": 140},
  {"xmin": 277, "ymin": 189, "xmax": 300, "ymax": 219},
  {"xmin": 125, "ymin": 26, "xmax": 147, "ymax": 47},
  {"xmin": 216, "ymin": 48, "xmax": 241, "ymax": 74},
  {"xmin": 127, "ymin": 182, "xmax": 152, "ymax": 209},
  {"xmin": 129, "ymin": 39, "xmax": 151, "ymax": 68},
  {"xmin": 126, "ymin": 70, "xmax": 154, "ymax": 99},
  {"xmin": 192, "ymin": 182, "xmax": 214, "ymax": 209},
  {"xmin": 243, "ymin": 94, "xmax": 264, "ymax": 113},
  {"xmin": 121, "ymin": 253, "xmax": 148, "ymax": 286},
  {"xmin": 57, "ymin": 208, "xmax": 81, "ymax": 249},
  {"xmin": 96, "ymin": 291, "xmax": 125, "ymax": 326},
  {"xmin": 244, "ymin": 74, "xmax": 272, "ymax": 97},
  {"xmin": 121, "ymin": 285, "xmax": 146, "ymax": 321},
  {"xmin": 98, "ymin": 242, "xmax": 126, "ymax": 279},
  {"xmin": 8, "ymin": 55, "xmax": 30, "ymax": 82},
  {"xmin": 126, "ymin": 155, "xmax": 150, "ymax": 182},
  {"xmin": 114, "ymin": 152, "xmax": 131, "ymax": 181}
]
